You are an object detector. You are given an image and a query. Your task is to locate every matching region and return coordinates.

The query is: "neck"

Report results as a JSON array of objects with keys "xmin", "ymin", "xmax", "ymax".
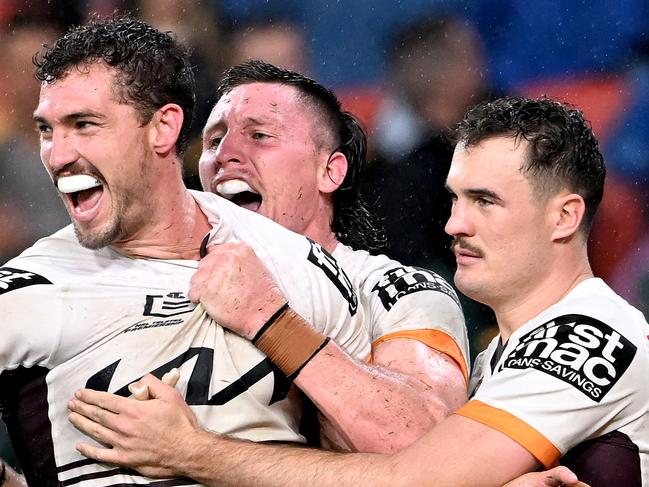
[
  {"xmin": 112, "ymin": 183, "xmax": 211, "ymax": 261},
  {"xmin": 302, "ymin": 223, "xmax": 339, "ymax": 253},
  {"xmin": 301, "ymin": 200, "xmax": 339, "ymax": 253},
  {"xmin": 494, "ymin": 252, "xmax": 593, "ymax": 341}
]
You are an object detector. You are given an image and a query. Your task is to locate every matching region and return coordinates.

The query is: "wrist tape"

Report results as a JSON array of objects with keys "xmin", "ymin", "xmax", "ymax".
[{"xmin": 252, "ymin": 303, "xmax": 330, "ymax": 380}]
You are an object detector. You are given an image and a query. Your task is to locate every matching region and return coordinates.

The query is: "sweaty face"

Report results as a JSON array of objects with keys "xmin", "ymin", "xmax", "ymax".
[
  {"xmin": 445, "ymin": 137, "xmax": 553, "ymax": 308},
  {"xmin": 199, "ymin": 82, "xmax": 330, "ymax": 235},
  {"xmin": 34, "ymin": 63, "xmax": 155, "ymax": 249}
]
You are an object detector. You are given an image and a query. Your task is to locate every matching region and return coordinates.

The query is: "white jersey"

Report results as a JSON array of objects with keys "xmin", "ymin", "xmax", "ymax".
[
  {"xmin": 0, "ymin": 190, "xmax": 370, "ymax": 487},
  {"xmin": 333, "ymin": 244, "xmax": 469, "ymax": 379},
  {"xmin": 458, "ymin": 278, "xmax": 649, "ymax": 484}
]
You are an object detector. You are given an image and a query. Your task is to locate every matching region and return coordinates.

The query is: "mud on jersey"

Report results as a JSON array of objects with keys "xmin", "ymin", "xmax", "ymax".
[
  {"xmin": 458, "ymin": 278, "xmax": 649, "ymax": 484},
  {"xmin": 332, "ymin": 244, "xmax": 470, "ymax": 379},
  {"xmin": 0, "ymin": 191, "xmax": 370, "ymax": 487}
]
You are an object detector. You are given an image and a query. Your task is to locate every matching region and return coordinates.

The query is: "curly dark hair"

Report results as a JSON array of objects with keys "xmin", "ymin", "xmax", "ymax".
[
  {"xmin": 34, "ymin": 16, "xmax": 196, "ymax": 155},
  {"xmin": 215, "ymin": 60, "xmax": 386, "ymax": 252},
  {"xmin": 455, "ymin": 96, "xmax": 606, "ymax": 235}
]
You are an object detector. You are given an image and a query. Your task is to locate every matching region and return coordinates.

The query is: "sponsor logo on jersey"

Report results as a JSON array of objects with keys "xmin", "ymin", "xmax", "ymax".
[
  {"xmin": 501, "ymin": 314, "xmax": 637, "ymax": 402},
  {"xmin": 307, "ymin": 240, "xmax": 358, "ymax": 316},
  {"xmin": 124, "ymin": 318, "xmax": 183, "ymax": 333},
  {"xmin": 143, "ymin": 292, "xmax": 196, "ymax": 317},
  {"xmin": 87, "ymin": 348, "xmax": 291, "ymax": 407},
  {"xmin": 372, "ymin": 266, "xmax": 460, "ymax": 311},
  {"xmin": 0, "ymin": 267, "xmax": 52, "ymax": 295}
]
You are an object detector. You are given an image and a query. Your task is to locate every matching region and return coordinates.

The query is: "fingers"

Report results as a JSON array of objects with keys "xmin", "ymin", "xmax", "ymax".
[
  {"xmin": 547, "ymin": 466, "xmax": 577, "ymax": 483},
  {"xmin": 128, "ymin": 367, "xmax": 180, "ymax": 401},
  {"xmin": 73, "ymin": 388, "xmax": 126, "ymax": 414},
  {"xmin": 68, "ymin": 410, "xmax": 120, "ymax": 447},
  {"xmin": 75, "ymin": 440, "xmax": 120, "ymax": 464},
  {"xmin": 129, "ymin": 372, "xmax": 182, "ymax": 401},
  {"xmin": 128, "ymin": 383, "xmax": 151, "ymax": 401},
  {"xmin": 69, "ymin": 390, "xmax": 123, "ymax": 427},
  {"xmin": 162, "ymin": 368, "xmax": 180, "ymax": 387}
]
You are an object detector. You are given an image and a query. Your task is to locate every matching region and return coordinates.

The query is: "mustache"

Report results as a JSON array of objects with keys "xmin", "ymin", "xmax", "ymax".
[
  {"xmin": 450, "ymin": 237, "xmax": 483, "ymax": 257},
  {"xmin": 52, "ymin": 163, "xmax": 102, "ymax": 184}
]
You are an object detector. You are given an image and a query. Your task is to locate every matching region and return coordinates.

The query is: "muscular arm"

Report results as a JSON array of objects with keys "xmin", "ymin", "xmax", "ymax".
[
  {"xmin": 69, "ymin": 385, "xmax": 541, "ymax": 487},
  {"xmin": 191, "ymin": 243, "xmax": 467, "ymax": 453},
  {"xmin": 299, "ymin": 337, "xmax": 466, "ymax": 452},
  {"xmin": 183, "ymin": 414, "xmax": 540, "ymax": 487}
]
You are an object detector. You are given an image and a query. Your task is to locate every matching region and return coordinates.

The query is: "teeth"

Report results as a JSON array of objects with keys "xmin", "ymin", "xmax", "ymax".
[
  {"xmin": 57, "ymin": 175, "xmax": 102, "ymax": 194},
  {"xmin": 216, "ymin": 179, "xmax": 257, "ymax": 199}
]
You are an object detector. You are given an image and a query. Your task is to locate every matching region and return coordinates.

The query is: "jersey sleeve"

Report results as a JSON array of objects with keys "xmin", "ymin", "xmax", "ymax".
[
  {"xmin": 455, "ymin": 312, "xmax": 642, "ymax": 468},
  {"xmin": 0, "ymin": 265, "xmax": 60, "ymax": 372},
  {"xmin": 367, "ymin": 265, "xmax": 470, "ymax": 379}
]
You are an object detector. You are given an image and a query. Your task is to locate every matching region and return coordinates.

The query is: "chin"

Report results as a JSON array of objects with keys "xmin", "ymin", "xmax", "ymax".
[{"xmin": 73, "ymin": 220, "xmax": 121, "ymax": 250}]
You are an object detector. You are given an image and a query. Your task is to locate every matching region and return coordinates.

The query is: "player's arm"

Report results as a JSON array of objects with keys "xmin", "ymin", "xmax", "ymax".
[
  {"xmin": 69, "ymin": 382, "xmax": 541, "ymax": 487},
  {"xmin": 503, "ymin": 466, "xmax": 589, "ymax": 487},
  {"xmin": 0, "ymin": 461, "xmax": 28, "ymax": 487},
  {"xmin": 297, "ymin": 337, "xmax": 466, "ymax": 452},
  {"xmin": 191, "ymin": 243, "xmax": 467, "ymax": 452}
]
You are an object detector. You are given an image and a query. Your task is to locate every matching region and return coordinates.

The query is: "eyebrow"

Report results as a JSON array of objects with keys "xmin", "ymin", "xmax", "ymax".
[
  {"xmin": 33, "ymin": 111, "xmax": 106, "ymax": 125},
  {"xmin": 202, "ymin": 116, "xmax": 273, "ymax": 138},
  {"xmin": 444, "ymin": 183, "xmax": 503, "ymax": 202}
]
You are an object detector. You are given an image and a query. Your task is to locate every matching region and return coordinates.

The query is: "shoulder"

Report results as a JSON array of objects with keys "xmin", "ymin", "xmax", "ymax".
[
  {"xmin": 497, "ymin": 279, "xmax": 648, "ymax": 403},
  {"xmin": 334, "ymin": 244, "xmax": 461, "ymax": 308},
  {"xmin": 2, "ymin": 226, "xmax": 106, "ymax": 297},
  {"xmin": 538, "ymin": 278, "xmax": 648, "ymax": 344}
]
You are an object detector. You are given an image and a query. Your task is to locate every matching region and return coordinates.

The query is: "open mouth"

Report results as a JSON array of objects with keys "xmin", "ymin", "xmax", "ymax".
[
  {"xmin": 57, "ymin": 174, "xmax": 105, "ymax": 221},
  {"xmin": 216, "ymin": 179, "xmax": 262, "ymax": 212}
]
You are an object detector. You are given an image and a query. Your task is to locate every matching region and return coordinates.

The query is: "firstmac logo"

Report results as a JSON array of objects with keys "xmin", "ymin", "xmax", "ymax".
[{"xmin": 502, "ymin": 314, "xmax": 636, "ymax": 402}]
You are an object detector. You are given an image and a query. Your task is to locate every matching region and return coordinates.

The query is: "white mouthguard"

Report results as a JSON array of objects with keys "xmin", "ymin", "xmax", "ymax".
[
  {"xmin": 57, "ymin": 175, "xmax": 102, "ymax": 194},
  {"xmin": 216, "ymin": 179, "xmax": 256, "ymax": 199}
]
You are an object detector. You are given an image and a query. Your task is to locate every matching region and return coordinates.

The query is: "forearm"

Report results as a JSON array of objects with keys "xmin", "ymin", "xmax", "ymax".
[
  {"xmin": 180, "ymin": 430, "xmax": 395, "ymax": 487},
  {"xmin": 294, "ymin": 341, "xmax": 464, "ymax": 453}
]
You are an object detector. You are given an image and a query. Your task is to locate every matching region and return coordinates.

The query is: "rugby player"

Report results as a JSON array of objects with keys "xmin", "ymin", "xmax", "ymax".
[
  {"xmin": 71, "ymin": 97, "xmax": 648, "ymax": 486},
  {"xmin": 0, "ymin": 18, "xmax": 372, "ymax": 487}
]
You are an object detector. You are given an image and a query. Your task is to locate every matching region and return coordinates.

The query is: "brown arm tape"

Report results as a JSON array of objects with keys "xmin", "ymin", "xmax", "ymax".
[{"xmin": 254, "ymin": 306, "xmax": 329, "ymax": 379}]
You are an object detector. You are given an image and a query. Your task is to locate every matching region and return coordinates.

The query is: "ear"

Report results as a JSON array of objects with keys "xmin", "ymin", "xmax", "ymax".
[
  {"xmin": 549, "ymin": 193, "xmax": 586, "ymax": 242},
  {"xmin": 149, "ymin": 103, "xmax": 184, "ymax": 156},
  {"xmin": 317, "ymin": 151, "xmax": 348, "ymax": 194}
]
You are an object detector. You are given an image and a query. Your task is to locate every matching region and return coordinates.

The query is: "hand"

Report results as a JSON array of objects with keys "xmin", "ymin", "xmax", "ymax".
[
  {"xmin": 2, "ymin": 461, "xmax": 28, "ymax": 487},
  {"xmin": 189, "ymin": 242, "xmax": 287, "ymax": 340},
  {"xmin": 503, "ymin": 466, "xmax": 590, "ymax": 487},
  {"xmin": 68, "ymin": 374, "xmax": 200, "ymax": 478}
]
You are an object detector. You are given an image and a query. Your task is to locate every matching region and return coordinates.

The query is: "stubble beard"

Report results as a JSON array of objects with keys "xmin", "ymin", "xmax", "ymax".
[{"xmin": 72, "ymin": 183, "xmax": 139, "ymax": 250}]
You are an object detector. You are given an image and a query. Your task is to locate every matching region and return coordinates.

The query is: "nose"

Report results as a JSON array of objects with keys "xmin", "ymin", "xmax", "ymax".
[
  {"xmin": 215, "ymin": 130, "xmax": 247, "ymax": 169},
  {"xmin": 445, "ymin": 199, "xmax": 474, "ymax": 238},
  {"xmin": 45, "ymin": 129, "xmax": 80, "ymax": 173},
  {"xmin": 199, "ymin": 130, "xmax": 245, "ymax": 189}
]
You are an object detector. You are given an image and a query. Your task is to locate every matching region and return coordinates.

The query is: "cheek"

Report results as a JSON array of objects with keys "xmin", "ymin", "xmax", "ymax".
[
  {"xmin": 40, "ymin": 144, "xmax": 51, "ymax": 169},
  {"xmin": 198, "ymin": 154, "xmax": 215, "ymax": 187}
]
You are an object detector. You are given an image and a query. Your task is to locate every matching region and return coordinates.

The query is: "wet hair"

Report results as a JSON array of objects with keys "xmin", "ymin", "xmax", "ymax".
[
  {"xmin": 215, "ymin": 60, "xmax": 386, "ymax": 252},
  {"xmin": 34, "ymin": 16, "xmax": 196, "ymax": 155},
  {"xmin": 455, "ymin": 96, "xmax": 606, "ymax": 235}
]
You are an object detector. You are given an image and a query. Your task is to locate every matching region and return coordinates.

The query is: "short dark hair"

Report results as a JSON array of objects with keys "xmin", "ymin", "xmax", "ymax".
[
  {"xmin": 215, "ymin": 60, "xmax": 386, "ymax": 252},
  {"xmin": 34, "ymin": 16, "xmax": 196, "ymax": 156},
  {"xmin": 455, "ymin": 96, "xmax": 606, "ymax": 234}
]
